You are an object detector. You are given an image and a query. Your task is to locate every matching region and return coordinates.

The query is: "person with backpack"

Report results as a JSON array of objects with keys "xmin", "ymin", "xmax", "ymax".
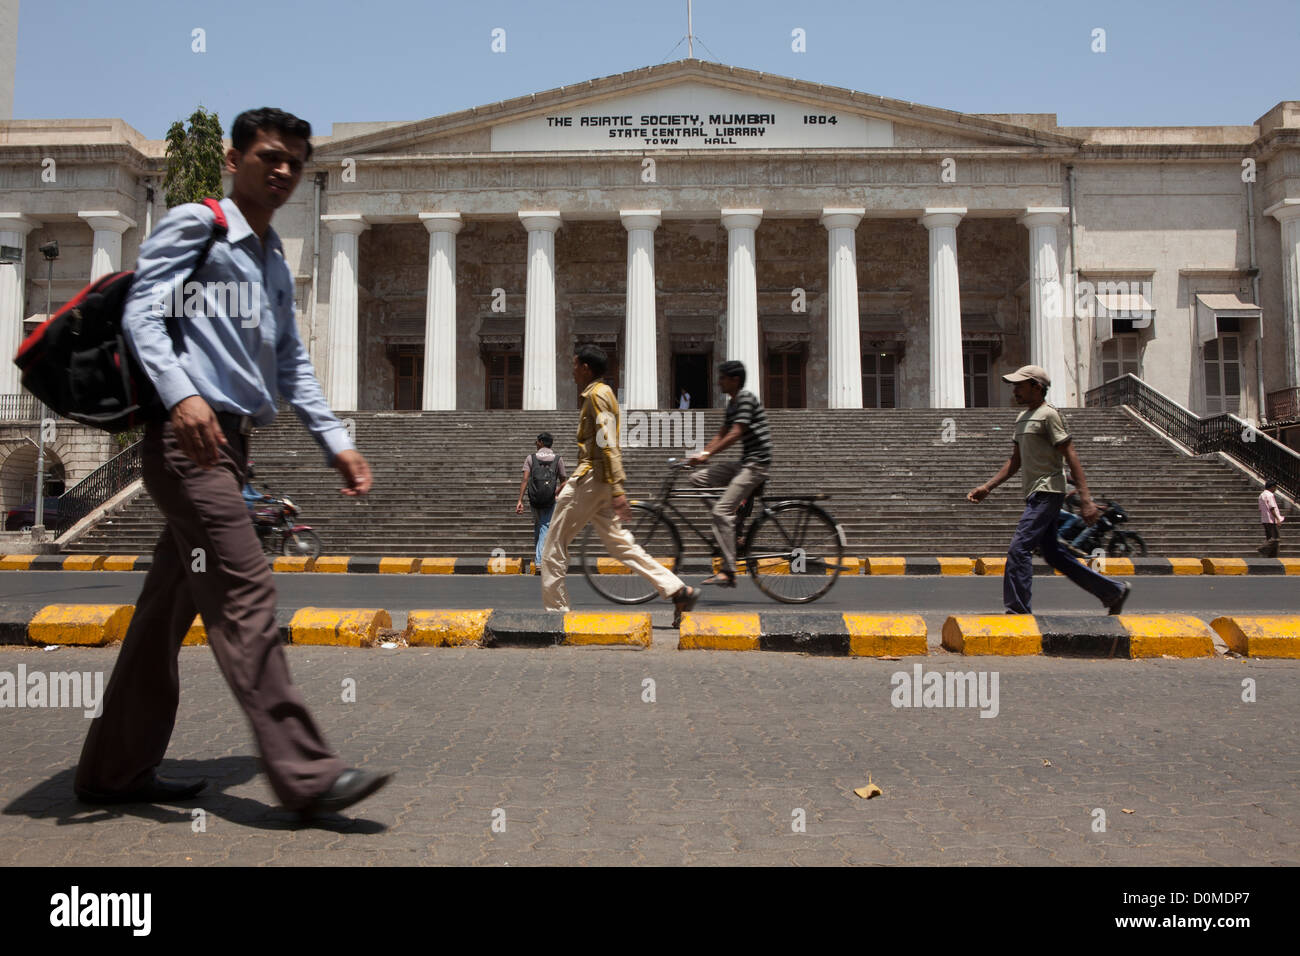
[
  {"xmin": 72, "ymin": 108, "xmax": 390, "ymax": 818},
  {"xmin": 516, "ymin": 432, "xmax": 567, "ymax": 573}
]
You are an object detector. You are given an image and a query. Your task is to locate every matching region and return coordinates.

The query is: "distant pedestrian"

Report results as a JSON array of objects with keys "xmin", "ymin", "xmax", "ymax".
[
  {"xmin": 516, "ymin": 432, "xmax": 567, "ymax": 573},
  {"xmin": 679, "ymin": 387, "xmax": 691, "ymax": 410},
  {"xmin": 541, "ymin": 345, "xmax": 701, "ymax": 624},
  {"xmin": 1258, "ymin": 479, "xmax": 1285, "ymax": 557},
  {"xmin": 966, "ymin": 365, "xmax": 1131, "ymax": 615}
]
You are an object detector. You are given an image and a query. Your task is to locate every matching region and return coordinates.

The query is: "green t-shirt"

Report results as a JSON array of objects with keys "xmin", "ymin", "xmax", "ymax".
[{"xmin": 1013, "ymin": 403, "xmax": 1070, "ymax": 498}]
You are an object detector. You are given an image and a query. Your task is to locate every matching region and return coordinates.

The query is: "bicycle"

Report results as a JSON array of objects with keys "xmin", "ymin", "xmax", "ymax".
[{"xmin": 579, "ymin": 458, "xmax": 848, "ymax": 604}]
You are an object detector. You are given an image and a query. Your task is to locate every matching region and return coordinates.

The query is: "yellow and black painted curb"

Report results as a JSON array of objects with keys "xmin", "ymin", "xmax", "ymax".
[
  {"xmin": 6, "ymin": 553, "xmax": 1298, "ymax": 575},
  {"xmin": 1210, "ymin": 616, "xmax": 1300, "ymax": 658},
  {"xmin": 401, "ymin": 609, "xmax": 653, "ymax": 647},
  {"xmin": 1, "ymin": 604, "xmax": 1297, "ymax": 658},
  {"xmin": 941, "ymin": 614, "xmax": 1217, "ymax": 658},
  {"xmin": 679, "ymin": 611, "xmax": 928, "ymax": 656}
]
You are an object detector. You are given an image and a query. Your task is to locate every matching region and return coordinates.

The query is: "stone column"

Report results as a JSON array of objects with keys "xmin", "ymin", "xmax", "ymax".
[
  {"xmin": 919, "ymin": 208, "xmax": 967, "ymax": 408},
  {"xmin": 1019, "ymin": 207, "xmax": 1071, "ymax": 402},
  {"xmin": 77, "ymin": 211, "xmax": 137, "ymax": 280},
  {"xmin": 620, "ymin": 210, "xmax": 661, "ymax": 409},
  {"xmin": 721, "ymin": 209, "xmax": 763, "ymax": 401},
  {"xmin": 1267, "ymin": 199, "xmax": 1300, "ymax": 389},
  {"xmin": 0, "ymin": 213, "xmax": 40, "ymax": 395},
  {"xmin": 419, "ymin": 213, "xmax": 462, "ymax": 410},
  {"xmin": 822, "ymin": 208, "xmax": 865, "ymax": 408},
  {"xmin": 321, "ymin": 214, "xmax": 368, "ymax": 410},
  {"xmin": 519, "ymin": 211, "xmax": 562, "ymax": 410}
]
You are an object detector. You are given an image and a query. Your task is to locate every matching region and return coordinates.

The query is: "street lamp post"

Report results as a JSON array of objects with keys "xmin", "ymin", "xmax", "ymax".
[{"xmin": 33, "ymin": 240, "xmax": 57, "ymax": 535}]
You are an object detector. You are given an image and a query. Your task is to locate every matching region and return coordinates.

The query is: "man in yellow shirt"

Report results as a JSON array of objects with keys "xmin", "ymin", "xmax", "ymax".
[
  {"xmin": 540, "ymin": 345, "xmax": 701, "ymax": 623},
  {"xmin": 967, "ymin": 365, "xmax": 1132, "ymax": 615}
]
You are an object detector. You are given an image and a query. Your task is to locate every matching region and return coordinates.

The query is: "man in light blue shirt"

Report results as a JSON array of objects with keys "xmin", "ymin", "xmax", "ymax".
[{"xmin": 76, "ymin": 108, "xmax": 390, "ymax": 818}]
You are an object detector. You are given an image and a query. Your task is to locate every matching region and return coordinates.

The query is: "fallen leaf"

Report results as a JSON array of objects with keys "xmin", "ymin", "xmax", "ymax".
[
  {"xmin": 1042, "ymin": 759, "xmax": 1052, "ymax": 767},
  {"xmin": 854, "ymin": 773, "xmax": 883, "ymax": 799},
  {"xmin": 1122, "ymin": 808, "xmax": 1135, "ymax": 814}
]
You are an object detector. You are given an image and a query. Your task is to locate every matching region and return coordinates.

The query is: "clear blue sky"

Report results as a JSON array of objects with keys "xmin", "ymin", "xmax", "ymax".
[{"xmin": 13, "ymin": 0, "xmax": 1299, "ymax": 139}]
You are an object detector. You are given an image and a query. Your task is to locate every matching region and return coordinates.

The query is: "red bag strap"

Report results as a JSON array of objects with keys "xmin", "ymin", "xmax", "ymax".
[{"xmin": 199, "ymin": 196, "xmax": 228, "ymax": 234}]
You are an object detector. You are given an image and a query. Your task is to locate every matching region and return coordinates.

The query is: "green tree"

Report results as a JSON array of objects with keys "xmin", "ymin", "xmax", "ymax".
[{"xmin": 162, "ymin": 107, "xmax": 224, "ymax": 208}]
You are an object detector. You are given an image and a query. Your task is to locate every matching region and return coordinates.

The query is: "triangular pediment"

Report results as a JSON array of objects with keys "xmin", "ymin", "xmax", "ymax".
[{"xmin": 314, "ymin": 60, "xmax": 1081, "ymax": 157}]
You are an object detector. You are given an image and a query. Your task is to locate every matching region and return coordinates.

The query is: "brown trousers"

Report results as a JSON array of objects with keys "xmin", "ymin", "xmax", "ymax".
[{"xmin": 75, "ymin": 417, "xmax": 345, "ymax": 809}]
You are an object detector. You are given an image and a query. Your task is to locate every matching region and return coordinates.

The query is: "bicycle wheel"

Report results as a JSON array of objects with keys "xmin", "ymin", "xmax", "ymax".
[
  {"xmin": 283, "ymin": 529, "xmax": 322, "ymax": 558},
  {"xmin": 745, "ymin": 502, "xmax": 846, "ymax": 603},
  {"xmin": 580, "ymin": 503, "xmax": 683, "ymax": 604}
]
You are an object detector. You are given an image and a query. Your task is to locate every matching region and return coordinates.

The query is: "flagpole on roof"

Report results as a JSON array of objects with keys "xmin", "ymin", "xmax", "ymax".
[{"xmin": 687, "ymin": 0, "xmax": 694, "ymax": 58}]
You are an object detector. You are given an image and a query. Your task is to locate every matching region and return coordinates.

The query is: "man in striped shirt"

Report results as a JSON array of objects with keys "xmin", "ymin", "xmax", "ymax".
[{"xmin": 687, "ymin": 360, "xmax": 773, "ymax": 587}]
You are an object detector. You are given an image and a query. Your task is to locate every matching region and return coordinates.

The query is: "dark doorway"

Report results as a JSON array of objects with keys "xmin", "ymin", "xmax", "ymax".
[
  {"xmin": 393, "ymin": 346, "xmax": 424, "ymax": 410},
  {"xmin": 962, "ymin": 344, "xmax": 993, "ymax": 408},
  {"xmin": 673, "ymin": 352, "xmax": 711, "ymax": 409}
]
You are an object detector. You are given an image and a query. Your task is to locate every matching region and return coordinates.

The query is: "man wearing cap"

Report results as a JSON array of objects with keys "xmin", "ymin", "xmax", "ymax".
[{"xmin": 967, "ymin": 365, "xmax": 1132, "ymax": 615}]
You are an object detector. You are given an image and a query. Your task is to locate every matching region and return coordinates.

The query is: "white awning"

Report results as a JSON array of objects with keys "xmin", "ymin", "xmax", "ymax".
[
  {"xmin": 1093, "ymin": 288, "xmax": 1155, "ymax": 342},
  {"xmin": 1195, "ymin": 293, "xmax": 1261, "ymax": 345}
]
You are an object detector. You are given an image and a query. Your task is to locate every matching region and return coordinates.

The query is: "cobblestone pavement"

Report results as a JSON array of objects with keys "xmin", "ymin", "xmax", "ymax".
[{"xmin": 1, "ymin": 637, "xmax": 1297, "ymax": 866}]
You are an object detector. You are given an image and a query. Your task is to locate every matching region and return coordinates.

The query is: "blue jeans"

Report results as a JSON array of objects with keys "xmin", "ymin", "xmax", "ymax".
[
  {"xmin": 1004, "ymin": 492, "xmax": 1125, "ymax": 614},
  {"xmin": 532, "ymin": 504, "xmax": 554, "ymax": 569},
  {"xmin": 1058, "ymin": 511, "xmax": 1083, "ymax": 542}
]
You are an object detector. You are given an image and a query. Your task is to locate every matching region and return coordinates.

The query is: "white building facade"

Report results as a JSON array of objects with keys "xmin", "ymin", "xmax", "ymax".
[{"xmin": 1, "ymin": 61, "xmax": 1298, "ymax": 440}]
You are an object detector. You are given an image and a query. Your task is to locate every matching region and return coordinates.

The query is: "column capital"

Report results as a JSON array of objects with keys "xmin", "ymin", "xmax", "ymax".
[
  {"xmin": 1265, "ymin": 198, "xmax": 1300, "ymax": 223},
  {"xmin": 919, "ymin": 208, "xmax": 966, "ymax": 230},
  {"xmin": 0, "ymin": 213, "xmax": 43, "ymax": 235},
  {"xmin": 619, "ymin": 209, "xmax": 661, "ymax": 231},
  {"xmin": 720, "ymin": 208, "xmax": 763, "ymax": 230},
  {"xmin": 1018, "ymin": 207, "xmax": 1070, "ymax": 229},
  {"xmin": 321, "ymin": 214, "xmax": 369, "ymax": 235},
  {"xmin": 821, "ymin": 208, "xmax": 865, "ymax": 231},
  {"xmin": 519, "ymin": 211, "xmax": 563, "ymax": 233},
  {"xmin": 77, "ymin": 210, "xmax": 136, "ymax": 234},
  {"xmin": 419, "ymin": 212, "xmax": 463, "ymax": 234}
]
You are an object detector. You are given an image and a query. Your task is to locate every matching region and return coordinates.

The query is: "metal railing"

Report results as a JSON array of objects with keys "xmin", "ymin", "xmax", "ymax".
[
  {"xmin": 1086, "ymin": 374, "xmax": 1300, "ymax": 499},
  {"xmin": 53, "ymin": 440, "xmax": 143, "ymax": 532},
  {"xmin": 1266, "ymin": 386, "xmax": 1300, "ymax": 425},
  {"xmin": 0, "ymin": 393, "xmax": 41, "ymax": 422}
]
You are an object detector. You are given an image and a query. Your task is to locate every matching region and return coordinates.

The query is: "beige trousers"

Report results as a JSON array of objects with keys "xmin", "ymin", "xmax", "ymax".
[
  {"xmin": 541, "ymin": 470, "xmax": 685, "ymax": 612},
  {"xmin": 689, "ymin": 460, "xmax": 770, "ymax": 574}
]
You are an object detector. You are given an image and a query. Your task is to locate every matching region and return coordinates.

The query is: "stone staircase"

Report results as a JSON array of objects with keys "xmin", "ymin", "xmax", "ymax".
[{"xmin": 66, "ymin": 408, "xmax": 1271, "ymax": 559}]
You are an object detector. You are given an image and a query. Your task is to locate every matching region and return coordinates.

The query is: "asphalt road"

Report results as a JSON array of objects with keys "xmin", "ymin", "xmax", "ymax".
[
  {"xmin": 0, "ymin": 642, "xmax": 1295, "ymax": 866},
  {"xmin": 2, "ymin": 571, "xmax": 1296, "ymax": 634}
]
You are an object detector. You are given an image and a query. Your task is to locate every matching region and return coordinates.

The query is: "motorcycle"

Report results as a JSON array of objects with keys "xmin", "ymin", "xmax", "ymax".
[
  {"xmin": 251, "ymin": 493, "xmax": 322, "ymax": 558},
  {"xmin": 1057, "ymin": 499, "xmax": 1148, "ymax": 558}
]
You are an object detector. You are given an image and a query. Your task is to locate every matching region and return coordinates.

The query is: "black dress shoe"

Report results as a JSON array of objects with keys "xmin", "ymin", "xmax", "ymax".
[
  {"xmin": 1106, "ymin": 581, "xmax": 1132, "ymax": 616},
  {"xmin": 300, "ymin": 768, "xmax": 392, "ymax": 816},
  {"xmin": 671, "ymin": 585, "xmax": 701, "ymax": 627},
  {"xmin": 76, "ymin": 774, "xmax": 206, "ymax": 805}
]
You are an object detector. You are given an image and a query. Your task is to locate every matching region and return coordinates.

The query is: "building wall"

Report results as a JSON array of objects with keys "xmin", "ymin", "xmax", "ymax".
[{"xmin": 1073, "ymin": 160, "xmax": 1272, "ymax": 417}]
